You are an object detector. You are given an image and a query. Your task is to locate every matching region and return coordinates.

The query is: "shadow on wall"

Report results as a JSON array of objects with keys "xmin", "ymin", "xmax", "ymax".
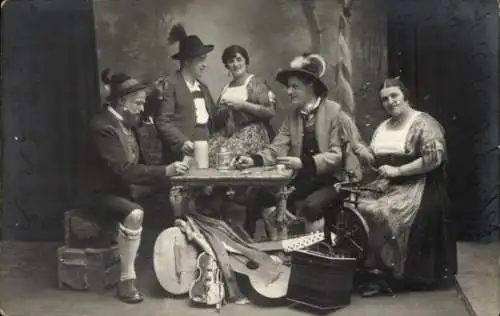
[{"xmin": 93, "ymin": 0, "xmax": 387, "ymax": 138}]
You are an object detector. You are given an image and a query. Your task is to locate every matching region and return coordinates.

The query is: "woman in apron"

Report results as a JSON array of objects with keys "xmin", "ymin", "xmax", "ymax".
[
  {"xmin": 200, "ymin": 45, "xmax": 278, "ymax": 236},
  {"xmin": 353, "ymin": 78, "xmax": 457, "ymax": 296}
]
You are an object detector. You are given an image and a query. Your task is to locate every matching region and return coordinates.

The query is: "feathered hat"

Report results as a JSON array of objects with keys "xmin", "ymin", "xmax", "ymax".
[
  {"xmin": 168, "ymin": 23, "xmax": 214, "ymax": 60},
  {"xmin": 101, "ymin": 69, "xmax": 147, "ymax": 101},
  {"xmin": 276, "ymin": 53, "xmax": 328, "ymax": 95}
]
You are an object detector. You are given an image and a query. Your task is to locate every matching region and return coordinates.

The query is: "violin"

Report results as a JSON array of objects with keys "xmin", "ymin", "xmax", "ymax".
[
  {"xmin": 175, "ymin": 219, "xmax": 225, "ymax": 310},
  {"xmin": 190, "ymin": 252, "xmax": 225, "ymax": 307}
]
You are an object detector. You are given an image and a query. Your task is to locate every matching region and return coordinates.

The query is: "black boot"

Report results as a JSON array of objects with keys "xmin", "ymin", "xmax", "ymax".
[
  {"xmin": 358, "ymin": 269, "xmax": 396, "ymax": 298},
  {"xmin": 117, "ymin": 279, "xmax": 143, "ymax": 304}
]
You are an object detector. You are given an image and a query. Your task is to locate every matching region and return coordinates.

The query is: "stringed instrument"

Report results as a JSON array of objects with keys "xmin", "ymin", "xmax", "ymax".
[
  {"xmin": 153, "ymin": 227, "xmax": 198, "ymax": 295},
  {"xmin": 175, "ymin": 219, "xmax": 225, "ymax": 309},
  {"xmin": 225, "ymin": 230, "xmax": 329, "ymax": 299},
  {"xmin": 190, "ymin": 252, "xmax": 225, "ymax": 307}
]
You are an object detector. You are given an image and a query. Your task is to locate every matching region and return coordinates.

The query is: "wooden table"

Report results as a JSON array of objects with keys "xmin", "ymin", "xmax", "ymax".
[{"xmin": 169, "ymin": 167, "xmax": 295, "ymax": 239}]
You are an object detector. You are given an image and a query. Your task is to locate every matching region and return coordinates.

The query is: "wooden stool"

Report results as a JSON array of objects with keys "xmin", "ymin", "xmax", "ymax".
[{"xmin": 58, "ymin": 209, "xmax": 121, "ymax": 292}]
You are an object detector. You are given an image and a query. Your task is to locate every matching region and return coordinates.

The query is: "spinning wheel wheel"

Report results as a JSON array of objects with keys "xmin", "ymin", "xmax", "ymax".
[
  {"xmin": 321, "ymin": 180, "xmax": 380, "ymax": 264},
  {"xmin": 325, "ymin": 204, "xmax": 369, "ymax": 261}
]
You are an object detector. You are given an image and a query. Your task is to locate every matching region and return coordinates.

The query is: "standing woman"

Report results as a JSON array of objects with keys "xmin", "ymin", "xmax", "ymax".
[
  {"xmin": 209, "ymin": 44, "xmax": 277, "ymax": 165},
  {"xmin": 203, "ymin": 45, "xmax": 278, "ymax": 234},
  {"xmin": 353, "ymin": 78, "xmax": 457, "ymax": 296}
]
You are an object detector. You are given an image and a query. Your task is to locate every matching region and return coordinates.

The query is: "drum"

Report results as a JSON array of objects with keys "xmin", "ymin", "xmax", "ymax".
[{"xmin": 153, "ymin": 227, "xmax": 198, "ymax": 295}]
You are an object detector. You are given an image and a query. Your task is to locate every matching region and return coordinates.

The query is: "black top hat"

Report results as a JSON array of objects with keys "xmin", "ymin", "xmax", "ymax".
[
  {"xmin": 168, "ymin": 24, "xmax": 214, "ymax": 60},
  {"xmin": 276, "ymin": 53, "xmax": 328, "ymax": 95},
  {"xmin": 101, "ymin": 69, "xmax": 147, "ymax": 101}
]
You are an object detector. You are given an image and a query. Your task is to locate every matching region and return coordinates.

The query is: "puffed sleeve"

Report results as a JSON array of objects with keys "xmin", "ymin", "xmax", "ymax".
[
  {"xmin": 416, "ymin": 113, "xmax": 447, "ymax": 167},
  {"xmin": 245, "ymin": 76, "xmax": 277, "ymax": 119}
]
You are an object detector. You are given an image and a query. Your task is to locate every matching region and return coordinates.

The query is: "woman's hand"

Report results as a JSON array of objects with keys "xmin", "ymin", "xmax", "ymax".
[
  {"xmin": 220, "ymin": 96, "xmax": 243, "ymax": 110},
  {"xmin": 377, "ymin": 165, "xmax": 400, "ymax": 178},
  {"xmin": 276, "ymin": 156, "xmax": 303, "ymax": 171},
  {"xmin": 358, "ymin": 147, "xmax": 375, "ymax": 166}
]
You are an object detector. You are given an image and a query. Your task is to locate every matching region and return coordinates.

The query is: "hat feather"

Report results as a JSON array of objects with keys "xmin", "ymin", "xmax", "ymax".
[
  {"xmin": 168, "ymin": 23, "xmax": 188, "ymax": 44},
  {"xmin": 288, "ymin": 53, "xmax": 327, "ymax": 78},
  {"xmin": 290, "ymin": 56, "xmax": 308, "ymax": 69}
]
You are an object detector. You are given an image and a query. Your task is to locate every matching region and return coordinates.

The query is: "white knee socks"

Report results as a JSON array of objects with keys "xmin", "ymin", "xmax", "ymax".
[{"xmin": 117, "ymin": 223, "xmax": 142, "ymax": 282}]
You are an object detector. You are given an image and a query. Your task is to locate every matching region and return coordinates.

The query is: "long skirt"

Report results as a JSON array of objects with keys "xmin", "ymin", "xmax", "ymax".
[{"xmin": 357, "ymin": 168, "xmax": 457, "ymax": 287}]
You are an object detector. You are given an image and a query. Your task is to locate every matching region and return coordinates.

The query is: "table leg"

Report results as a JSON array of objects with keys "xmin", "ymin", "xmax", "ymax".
[
  {"xmin": 275, "ymin": 184, "xmax": 290, "ymax": 240},
  {"xmin": 169, "ymin": 185, "xmax": 185, "ymax": 218}
]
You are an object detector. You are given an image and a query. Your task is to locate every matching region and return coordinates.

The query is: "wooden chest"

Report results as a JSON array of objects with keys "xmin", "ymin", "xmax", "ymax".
[
  {"xmin": 64, "ymin": 209, "xmax": 117, "ymax": 249},
  {"xmin": 57, "ymin": 245, "xmax": 120, "ymax": 292},
  {"xmin": 286, "ymin": 249, "xmax": 357, "ymax": 310}
]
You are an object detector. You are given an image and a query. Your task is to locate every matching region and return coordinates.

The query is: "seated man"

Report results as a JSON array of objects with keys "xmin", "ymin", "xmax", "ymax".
[
  {"xmin": 235, "ymin": 54, "xmax": 362, "ymax": 236},
  {"xmin": 77, "ymin": 69, "xmax": 189, "ymax": 304}
]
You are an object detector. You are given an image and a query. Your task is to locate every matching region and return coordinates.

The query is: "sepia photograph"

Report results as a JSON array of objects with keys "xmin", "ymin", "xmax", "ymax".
[{"xmin": 1, "ymin": 0, "xmax": 499, "ymax": 315}]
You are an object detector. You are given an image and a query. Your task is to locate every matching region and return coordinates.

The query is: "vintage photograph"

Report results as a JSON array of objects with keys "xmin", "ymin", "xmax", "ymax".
[{"xmin": 0, "ymin": 0, "xmax": 499, "ymax": 315}]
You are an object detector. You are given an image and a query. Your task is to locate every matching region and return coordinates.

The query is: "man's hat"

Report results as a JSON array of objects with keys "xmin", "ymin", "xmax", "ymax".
[
  {"xmin": 276, "ymin": 53, "xmax": 328, "ymax": 95},
  {"xmin": 169, "ymin": 23, "xmax": 214, "ymax": 60},
  {"xmin": 101, "ymin": 69, "xmax": 147, "ymax": 101}
]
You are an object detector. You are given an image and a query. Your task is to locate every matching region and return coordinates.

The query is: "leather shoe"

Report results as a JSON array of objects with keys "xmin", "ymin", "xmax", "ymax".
[
  {"xmin": 359, "ymin": 279, "xmax": 395, "ymax": 298},
  {"xmin": 117, "ymin": 279, "xmax": 143, "ymax": 304}
]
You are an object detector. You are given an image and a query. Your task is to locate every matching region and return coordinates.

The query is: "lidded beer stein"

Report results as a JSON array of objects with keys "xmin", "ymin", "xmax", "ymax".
[{"xmin": 216, "ymin": 147, "xmax": 232, "ymax": 170}]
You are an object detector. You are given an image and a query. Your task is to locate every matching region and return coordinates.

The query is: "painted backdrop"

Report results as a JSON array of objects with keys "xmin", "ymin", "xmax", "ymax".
[{"xmin": 93, "ymin": 0, "xmax": 387, "ymax": 137}]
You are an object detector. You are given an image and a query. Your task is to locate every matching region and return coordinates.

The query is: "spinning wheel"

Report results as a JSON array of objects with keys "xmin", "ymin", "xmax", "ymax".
[
  {"xmin": 316, "ymin": 139, "xmax": 380, "ymax": 263},
  {"xmin": 321, "ymin": 180, "xmax": 380, "ymax": 265}
]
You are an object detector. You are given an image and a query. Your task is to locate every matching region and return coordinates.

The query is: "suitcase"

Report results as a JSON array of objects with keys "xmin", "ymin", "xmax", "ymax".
[
  {"xmin": 286, "ymin": 248, "xmax": 357, "ymax": 310},
  {"xmin": 57, "ymin": 245, "xmax": 120, "ymax": 292}
]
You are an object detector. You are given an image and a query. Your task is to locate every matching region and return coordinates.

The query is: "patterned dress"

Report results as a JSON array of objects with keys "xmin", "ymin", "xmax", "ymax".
[
  {"xmin": 199, "ymin": 74, "xmax": 277, "ymax": 230},
  {"xmin": 208, "ymin": 74, "xmax": 276, "ymax": 166},
  {"xmin": 356, "ymin": 111, "xmax": 457, "ymax": 286}
]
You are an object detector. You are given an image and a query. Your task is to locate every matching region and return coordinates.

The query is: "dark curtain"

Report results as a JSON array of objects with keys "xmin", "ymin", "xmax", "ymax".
[
  {"xmin": 1, "ymin": 0, "xmax": 100, "ymax": 241},
  {"xmin": 387, "ymin": 0, "xmax": 500, "ymax": 241}
]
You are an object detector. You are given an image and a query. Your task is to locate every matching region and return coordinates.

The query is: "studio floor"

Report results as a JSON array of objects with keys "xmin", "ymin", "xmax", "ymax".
[{"xmin": 0, "ymin": 228, "xmax": 498, "ymax": 316}]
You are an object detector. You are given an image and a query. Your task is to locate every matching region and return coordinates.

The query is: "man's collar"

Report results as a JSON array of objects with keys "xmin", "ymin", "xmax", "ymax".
[
  {"xmin": 107, "ymin": 106, "xmax": 124, "ymax": 121},
  {"xmin": 182, "ymin": 74, "xmax": 200, "ymax": 91},
  {"xmin": 300, "ymin": 97, "xmax": 322, "ymax": 116}
]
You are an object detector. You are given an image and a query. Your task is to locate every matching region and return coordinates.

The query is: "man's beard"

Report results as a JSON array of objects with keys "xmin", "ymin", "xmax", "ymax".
[{"xmin": 122, "ymin": 110, "xmax": 141, "ymax": 128}]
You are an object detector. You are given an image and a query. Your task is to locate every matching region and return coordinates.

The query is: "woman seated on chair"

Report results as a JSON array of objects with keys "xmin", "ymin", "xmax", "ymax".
[
  {"xmin": 352, "ymin": 78, "xmax": 457, "ymax": 296},
  {"xmin": 197, "ymin": 45, "xmax": 277, "ymax": 233}
]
